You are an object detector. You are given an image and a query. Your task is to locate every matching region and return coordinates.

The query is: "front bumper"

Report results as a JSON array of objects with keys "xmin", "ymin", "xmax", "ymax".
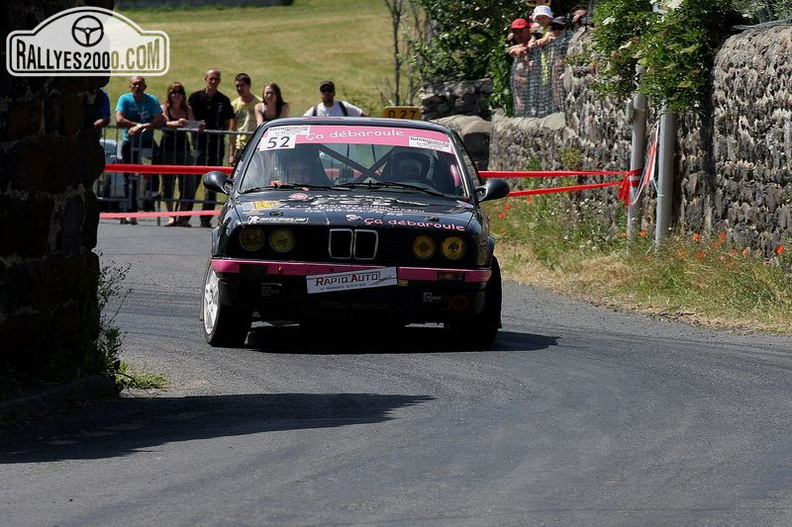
[{"xmin": 211, "ymin": 258, "xmax": 491, "ymax": 324}]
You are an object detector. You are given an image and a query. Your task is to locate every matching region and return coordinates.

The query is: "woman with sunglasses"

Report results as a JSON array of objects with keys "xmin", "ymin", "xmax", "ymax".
[{"xmin": 160, "ymin": 81, "xmax": 201, "ymax": 226}]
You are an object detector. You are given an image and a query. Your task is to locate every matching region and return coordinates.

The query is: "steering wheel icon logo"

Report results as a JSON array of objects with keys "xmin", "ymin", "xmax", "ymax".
[{"xmin": 71, "ymin": 15, "xmax": 104, "ymax": 47}]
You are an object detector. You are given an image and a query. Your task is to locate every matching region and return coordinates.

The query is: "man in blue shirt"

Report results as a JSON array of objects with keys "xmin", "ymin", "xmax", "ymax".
[{"xmin": 115, "ymin": 76, "xmax": 165, "ymax": 223}]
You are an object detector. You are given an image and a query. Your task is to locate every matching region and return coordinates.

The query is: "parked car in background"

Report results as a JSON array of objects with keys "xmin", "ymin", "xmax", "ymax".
[{"xmin": 199, "ymin": 117, "xmax": 510, "ymax": 348}]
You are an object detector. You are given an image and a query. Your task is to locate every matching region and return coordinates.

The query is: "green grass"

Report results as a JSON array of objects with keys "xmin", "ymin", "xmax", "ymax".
[
  {"xmin": 107, "ymin": 1, "xmax": 394, "ymax": 119},
  {"xmin": 116, "ymin": 362, "xmax": 169, "ymax": 391},
  {"xmin": 486, "ymin": 195, "xmax": 792, "ymax": 334}
]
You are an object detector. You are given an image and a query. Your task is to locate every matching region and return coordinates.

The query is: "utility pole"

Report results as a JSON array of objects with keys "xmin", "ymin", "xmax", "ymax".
[
  {"xmin": 655, "ymin": 108, "xmax": 675, "ymax": 246},
  {"xmin": 628, "ymin": 65, "xmax": 647, "ymax": 243},
  {"xmin": 651, "ymin": 1, "xmax": 678, "ymax": 248}
]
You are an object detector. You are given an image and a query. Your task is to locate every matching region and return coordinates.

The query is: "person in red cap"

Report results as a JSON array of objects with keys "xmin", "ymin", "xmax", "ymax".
[
  {"xmin": 303, "ymin": 80, "xmax": 369, "ymax": 117},
  {"xmin": 506, "ymin": 19, "xmax": 533, "ymax": 117}
]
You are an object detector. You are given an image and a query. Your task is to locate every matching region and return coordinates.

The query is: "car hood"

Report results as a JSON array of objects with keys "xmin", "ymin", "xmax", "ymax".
[{"xmin": 226, "ymin": 192, "xmax": 477, "ymax": 232}]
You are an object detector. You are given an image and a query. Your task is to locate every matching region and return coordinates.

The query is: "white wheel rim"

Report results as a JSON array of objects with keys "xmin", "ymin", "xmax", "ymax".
[{"xmin": 203, "ymin": 267, "xmax": 220, "ymax": 334}]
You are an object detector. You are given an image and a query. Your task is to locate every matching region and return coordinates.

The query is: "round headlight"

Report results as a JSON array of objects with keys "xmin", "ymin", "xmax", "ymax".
[
  {"xmin": 239, "ymin": 227, "xmax": 265, "ymax": 252},
  {"xmin": 269, "ymin": 227, "xmax": 295, "ymax": 253},
  {"xmin": 412, "ymin": 235, "xmax": 436, "ymax": 259},
  {"xmin": 441, "ymin": 236, "xmax": 466, "ymax": 260}
]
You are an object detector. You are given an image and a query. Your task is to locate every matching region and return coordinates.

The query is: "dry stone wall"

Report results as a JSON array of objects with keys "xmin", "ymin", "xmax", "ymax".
[
  {"xmin": 1, "ymin": 1, "xmax": 110, "ymax": 381},
  {"xmin": 432, "ymin": 26, "xmax": 792, "ymax": 257}
]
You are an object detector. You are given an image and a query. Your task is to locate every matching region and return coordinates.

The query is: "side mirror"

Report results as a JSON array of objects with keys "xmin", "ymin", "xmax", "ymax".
[
  {"xmin": 476, "ymin": 178, "xmax": 510, "ymax": 203},
  {"xmin": 203, "ymin": 170, "xmax": 233, "ymax": 196}
]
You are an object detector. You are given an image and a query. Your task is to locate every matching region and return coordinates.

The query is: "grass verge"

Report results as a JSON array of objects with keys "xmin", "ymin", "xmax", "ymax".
[{"xmin": 486, "ymin": 194, "xmax": 792, "ymax": 335}]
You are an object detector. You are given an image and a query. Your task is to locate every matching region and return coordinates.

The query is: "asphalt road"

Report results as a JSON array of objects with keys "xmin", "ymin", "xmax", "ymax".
[{"xmin": 2, "ymin": 218, "xmax": 792, "ymax": 526}]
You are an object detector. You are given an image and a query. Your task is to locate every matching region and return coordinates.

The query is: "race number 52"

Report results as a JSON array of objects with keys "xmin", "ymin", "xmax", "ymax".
[{"xmin": 262, "ymin": 134, "xmax": 295, "ymax": 150}]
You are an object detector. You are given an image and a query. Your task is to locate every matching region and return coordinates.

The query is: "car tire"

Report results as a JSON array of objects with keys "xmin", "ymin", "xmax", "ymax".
[
  {"xmin": 446, "ymin": 256, "xmax": 502, "ymax": 349},
  {"xmin": 201, "ymin": 261, "xmax": 251, "ymax": 347}
]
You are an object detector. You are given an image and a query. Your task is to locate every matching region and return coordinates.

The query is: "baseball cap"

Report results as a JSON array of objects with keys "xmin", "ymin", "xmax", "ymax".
[
  {"xmin": 511, "ymin": 18, "xmax": 529, "ymax": 30},
  {"xmin": 533, "ymin": 5, "xmax": 553, "ymax": 19},
  {"xmin": 319, "ymin": 80, "xmax": 335, "ymax": 91},
  {"xmin": 549, "ymin": 16, "xmax": 568, "ymax": 29}
]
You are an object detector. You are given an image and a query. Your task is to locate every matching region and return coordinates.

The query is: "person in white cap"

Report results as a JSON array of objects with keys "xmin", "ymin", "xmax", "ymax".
[
  {"xmin": 532, "ymin": 5, "xmax": 554, "ymax": 31},
  {"xmin": 527, "ymin": 5, "xmax": 554, "ymax": 51}
]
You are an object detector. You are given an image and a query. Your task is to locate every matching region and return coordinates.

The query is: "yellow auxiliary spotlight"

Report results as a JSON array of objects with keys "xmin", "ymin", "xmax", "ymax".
[
  {"xmin": 441, "ymin": 236, "xmax": 466, "ymax": 260},
  {"xmin": 269, "ymin": 227, "xmax": 296, "ymax": 253},
  {"xmin": 412, "ymin": 235, "xmax": 436, "ymax": 259},
  {"xmin": 239, "ymin": 227, "xmax": 265, "ymax": 252}
]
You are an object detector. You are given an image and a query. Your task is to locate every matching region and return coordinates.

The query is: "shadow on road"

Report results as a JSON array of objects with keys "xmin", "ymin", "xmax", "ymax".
[
  {"xmin": 0, "ymin": 392, "xmax": 433, "ymax": 463},
  {"xmin": 245, "ymin": 325, "xmax": 559, "ymax": 354}
]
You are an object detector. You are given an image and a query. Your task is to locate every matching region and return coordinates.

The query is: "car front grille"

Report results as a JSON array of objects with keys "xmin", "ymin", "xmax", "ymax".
[{"xmin": 328, "ymin": 229, "xmax": 378, "ymax": 260}]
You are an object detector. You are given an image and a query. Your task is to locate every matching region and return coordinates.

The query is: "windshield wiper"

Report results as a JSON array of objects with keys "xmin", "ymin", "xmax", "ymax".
[
  {"xmin": 241, "ymin": 183, "xmax": 333, "ymax": 193},
  {"xmin": 334, "ymin": 181, "xmax": 445, "ymax": 196}
]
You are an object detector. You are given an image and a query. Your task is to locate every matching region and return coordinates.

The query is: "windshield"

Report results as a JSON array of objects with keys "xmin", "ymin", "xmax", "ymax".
[{"xmin": 237, "ymin": 124, "xmax": 469, "ymax": 197}]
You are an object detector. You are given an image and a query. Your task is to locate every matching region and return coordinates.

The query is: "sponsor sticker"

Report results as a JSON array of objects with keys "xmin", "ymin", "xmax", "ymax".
[
  {"xmin": 307, "ymin": 267, "xmax": 398, "ymax": 294},
  {"xmin": 6, "ymin": 6, "xmax": 169, "ymax": 77}
]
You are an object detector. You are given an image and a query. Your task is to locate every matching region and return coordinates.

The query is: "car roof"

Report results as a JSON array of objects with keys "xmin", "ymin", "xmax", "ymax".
[{"xmin": 259, "ymin": 116, "xmax": 455, "ymax": 135}]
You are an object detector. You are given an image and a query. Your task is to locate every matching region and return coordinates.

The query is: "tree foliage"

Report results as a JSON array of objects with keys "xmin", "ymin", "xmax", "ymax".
[
  {"xmin": 589, "ymin": 0, "xmax": 743, "ymax": 112},
  {"xmin": 410, "ymin": 0, "xmax": 526, "ymax": 110}
]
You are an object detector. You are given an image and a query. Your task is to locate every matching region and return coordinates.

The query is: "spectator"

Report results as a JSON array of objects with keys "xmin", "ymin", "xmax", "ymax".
[
  {"xmin": 94, "ymin": 88, "xmax": 110, "ymax": 129},
  {"xmin": 570, "ymin": 5, "xmax": 589, "ymax": 30},
  {"xmin": 188, "ymin": 68, "xmax": 234, "ymax": 228},
  {"xmin": 229, "ymin": 73, "xmax": 261, "ymax": 165},
  {"xmin": 548, "ymin": 16, "xmax": 571, "ymax": 38},
  {"xmin": 507, "ymin": 18, "xmax": 533, "ymax": 117},
  {"xmin": 530, "ymin": 5, "xmax": 554, "ymax": 42},
  {"xmin": 255, "ymin": 82, "xmax": 291, "ymax": 125},
  {"xmin": 522, "ymin": 6, "xmax": 556, "ymax": 117},
  {"xmin": 115, "ymin": 75, "xmax": 165, "ymax": 225},
  {"xmin": 303, "ymin": 80, "xmax": 369, "ymax": 117},
  {"xmin": 546, "ymin": 17, "xmax": 573, "ymax": 111},
  {"xmin": 160, "ymin": 81, "xmax": 201, "ymax": 227}
]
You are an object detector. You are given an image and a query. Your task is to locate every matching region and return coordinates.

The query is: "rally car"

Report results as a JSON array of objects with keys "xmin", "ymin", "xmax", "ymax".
[{"xmin": 199, "ymin": 117, "xmax": 510, "ymax": 348}]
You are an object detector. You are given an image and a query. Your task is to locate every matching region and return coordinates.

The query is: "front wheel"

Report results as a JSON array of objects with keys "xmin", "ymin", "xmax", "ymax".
[
  {"xmin": 201, "ymin": 261, "xmax": 251, "ymax": 347},
  {"xmin": 445, "ymin": 257, "xmax": 502, "ymax": 349}
]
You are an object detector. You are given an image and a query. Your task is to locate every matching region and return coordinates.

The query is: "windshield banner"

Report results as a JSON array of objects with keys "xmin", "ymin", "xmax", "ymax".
[{"xmin": 260, "ymin": 125, "xmax": 454, "ymax": 154}]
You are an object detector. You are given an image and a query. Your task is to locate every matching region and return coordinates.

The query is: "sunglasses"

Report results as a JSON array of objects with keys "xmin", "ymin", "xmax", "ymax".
[{"xmin": 320, "ymin": 88, "xmax": 334, "ymax": 93}]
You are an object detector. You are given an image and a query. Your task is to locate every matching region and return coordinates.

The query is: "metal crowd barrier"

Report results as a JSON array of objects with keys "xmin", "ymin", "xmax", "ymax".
[
  {"xmin": 511, "ymin": 31, "xmax": 572, "ymax": 118},
  {"xmin": 96, "ymin": 125, "xmax": 252, "ymax": 223}
]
